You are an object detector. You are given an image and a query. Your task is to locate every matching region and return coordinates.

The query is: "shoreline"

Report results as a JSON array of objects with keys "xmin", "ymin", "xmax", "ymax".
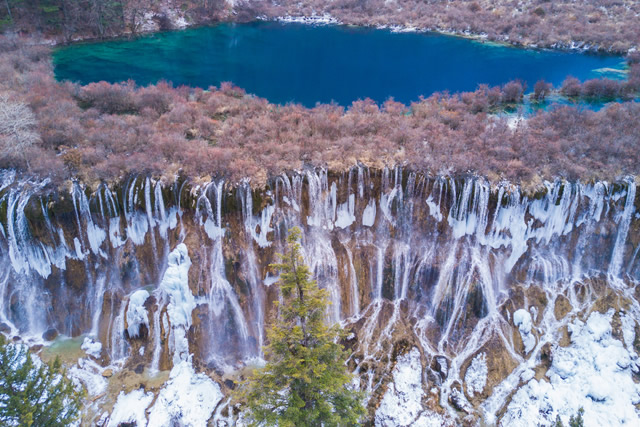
[{"xmin": 35, "ymin": 13, "xmax": 634, "ymax": 56}]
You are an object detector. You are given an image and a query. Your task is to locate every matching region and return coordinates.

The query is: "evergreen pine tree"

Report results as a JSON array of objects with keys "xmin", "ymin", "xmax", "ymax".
[
  {"xmin": 0, "ymin": 334, "xmax": 83, "ymax": 426},
  {"xmin": 237, "ymin": 227, "xmax": 365, "ymax": 426},
  {"xmin": 569, "ymin": 407, "xmax": 585, "ymax": 427}
]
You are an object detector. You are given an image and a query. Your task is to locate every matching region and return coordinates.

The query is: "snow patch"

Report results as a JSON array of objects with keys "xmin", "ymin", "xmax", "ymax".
[
  {"xmin": 81, "ymin": 337, "xmax": 102, "ymax": 358},
  {"xmin": 107, "ymin": 389, "xmax": 154, "ymax": 427},
  {"xmin": 276, "ymin": 14, "xmax": 341, "ymax": 25},
  {"xmin": 69, "ymin": 357, "xmax": 107, "ymax": 396},
  {"xmin": 465, "ymin": 352, "xmax": 488, "ymax": 398},
  {"xmin": 501, "ymin": 311, "xmax": 640, "ymax": 426},
  {"xmin": 376, "ymin": 347, "xmax": 444, "ymax": 426},
  {"xmin": 147, "ymin": 360, "xmax": 223, "ymax": 427},
  {"xmin": 514, "ymin": 309, "xmax": 535, "ymax": 353}
]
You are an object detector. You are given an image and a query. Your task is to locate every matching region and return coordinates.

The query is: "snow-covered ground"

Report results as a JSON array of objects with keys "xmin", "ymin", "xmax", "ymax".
[
  {"xmin": 464, "ymin": 352, "xmax": 488, "ymax": 398},
  {"xmin": 276, "ymin": 14, "xmax": 341, "ymax": 25},
  {"xmin": 501, "ymin": 310, "xmax": 640, "ymax": 426},
  {"xmin": 147, "ymin": 360, "xmax": 223, "ymax": 426},
  {"xmin": 107, "ymin": 389, "xmax": 154, "ymax": 427},
  {"xmin": 375, "ymin": 347, "xmax": 448, "ymax": 426}
]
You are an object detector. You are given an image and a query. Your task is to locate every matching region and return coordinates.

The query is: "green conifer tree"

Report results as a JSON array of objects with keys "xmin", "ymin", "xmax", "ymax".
[
  {"xmin": 237, "ymin": 227, "xmax": 365, "ymax": 426},
  {"xmin": 0, "ymin": 334, "xmax": 83, "ymax": 426}
]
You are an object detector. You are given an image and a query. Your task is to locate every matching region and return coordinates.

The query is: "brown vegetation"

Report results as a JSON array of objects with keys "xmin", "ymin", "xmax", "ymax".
[
  {"xmin": 257, "ymin": 0, "xmax": 640, "ymax": 53},
  {"xmin": 1, "ymin": 36, "xmax": 639, "ymax": 189}
]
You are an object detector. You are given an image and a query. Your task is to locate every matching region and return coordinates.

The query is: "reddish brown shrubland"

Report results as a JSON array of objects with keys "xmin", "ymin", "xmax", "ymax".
[{"xmin": 1, "ymin": 36, "xmax": 639, "ymax": 189}]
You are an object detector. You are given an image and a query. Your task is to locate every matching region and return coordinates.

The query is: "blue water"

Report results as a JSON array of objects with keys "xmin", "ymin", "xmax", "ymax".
[{"xmin": 53, "ymin": 22, "xmax": 625, "ymax": 107}]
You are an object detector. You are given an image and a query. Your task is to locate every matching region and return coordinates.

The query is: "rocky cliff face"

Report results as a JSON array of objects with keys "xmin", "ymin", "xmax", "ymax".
[{"xmin": 1, "ymin": 167, "xmax": 639, "ymax": 425}]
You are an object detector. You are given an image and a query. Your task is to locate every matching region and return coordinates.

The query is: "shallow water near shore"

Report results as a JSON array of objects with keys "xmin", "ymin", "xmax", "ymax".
[{"xmin": 54, "ymin": 22, "xmax": 625, "ymax": 106}]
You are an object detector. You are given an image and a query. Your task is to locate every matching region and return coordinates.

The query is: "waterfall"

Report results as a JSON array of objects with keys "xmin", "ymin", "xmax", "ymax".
[{"xmin": 1, "ymin": 167, "xmax": 638, "ymax": 421}]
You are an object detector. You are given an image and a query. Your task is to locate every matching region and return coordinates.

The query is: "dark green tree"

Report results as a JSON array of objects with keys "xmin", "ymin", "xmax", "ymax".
[
  {"xmin": 237, "ymin": 227, "xmax": 365, "ymax": 426},
  {"xmin": 0, "ymin": 334, "xmax": 83, "ymax": 426},
  {"xmin": 569, "ymin": 407, "xmax": 585, "ymax": 427},
  {"xmin": 554, "ymin": 407, "xmax": 585, "ymax": 427}
]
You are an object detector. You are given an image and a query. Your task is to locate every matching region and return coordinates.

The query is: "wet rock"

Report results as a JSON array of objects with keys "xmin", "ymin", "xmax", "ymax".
[
  {"xmin": 102, "ymin": 368, "xmax": 113, "ymax": 378},
  {"xmin": 134, "ymin": 364, "xmax": 144, "ymax": 374},
  {"xmin": 430, "ymin": 356, "xmax": 449, "ymax": 382},
  {"xmin": 534, "ymin": 342, "xmax": 554, "ymax": 379},
  {"xmin": 224, "ymin": 379, "xmax": 235, "ymax": 390},
  {"xmin": 0, "ymin": 322, "xmax": 10, "ymax": 334},
  {"xmin": 554, "ymin": 295, "xmax": 572, "ymax": 320},
  {"xmin": 449, "ymin": 382, "xmax": 472, "ymax": 413},
  {"xmin": 65, "ymin": 259, "xmax": 88, "ymax": 290},
  {"xmin": 30, "ymin": 344, "xmax": 43, "ymax": 353},
  {"xmin": 42, "ymin": 328, "xmax": 59, "ymax": 341},
  {"xmin": 558, "ymin": 325, "xmax": 571, "ymax": 347}
]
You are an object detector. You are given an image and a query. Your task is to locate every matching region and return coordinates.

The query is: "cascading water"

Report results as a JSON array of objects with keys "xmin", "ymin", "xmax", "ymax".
[{"xmin": 0, "ymin": 166, "xmax": 638, "ymax": 424}]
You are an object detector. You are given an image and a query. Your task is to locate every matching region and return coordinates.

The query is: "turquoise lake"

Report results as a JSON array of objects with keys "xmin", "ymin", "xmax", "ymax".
[{"xmin": 53, "ymin": 22, "xmax": 626, "ymax": 107}]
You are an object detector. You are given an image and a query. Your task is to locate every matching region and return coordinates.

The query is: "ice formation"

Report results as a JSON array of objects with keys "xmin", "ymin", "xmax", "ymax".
[
  {"xmin": 147, "ymin": 360, "xmax": 223, "ymax": 427},
  {"xmin": 125, "ymin": 289, "xmax": 150, "ymax": 338},
  {"xmin": 158, "ymin": 243, "xmax": 195, "ymax": 364},
  {"xmin": 501, "ymin": 311, "xmax": 640, "ymax": 426},
  {"xmin": 81, "ymin": 337, "xmax": 102, "ymax": 359},
  {"xmin": 514, "ymin": 309, "xmax": 536, "ymax": 354},
  {"xmin": 465, "ymin": 352, "xmax": 488, "ymax": 398}
]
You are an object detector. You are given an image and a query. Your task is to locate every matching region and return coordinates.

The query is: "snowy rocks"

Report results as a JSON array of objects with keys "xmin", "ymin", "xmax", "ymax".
[
  {"xmin": 376, "ymin": 348, "xmax": 424, "ymax": 426},
  {"xmin": 501, "ymin": 311, "xmax": 640, "ymax": 426},
  {"xmin": 69, "ymin": 357, "xmax": 108, "ymax": 397},
  {"xmin": 104, "ymin": 360, "xmax": 222, "ymax": 427},
  {"xmin": 147, "ymin": 360, "xmax": 223, "ymax": 427},
  {"xmin": 125, "ymin": 289, "xmax": 150, "ymax": 339},
  {"xmin": 107, "ymin": 389, "xmax": 154, "ymax": 427},
  {"xmin": 464, "ymin": 352, "xmax": 488, "ymax": 398},
  {"xmin": 82, "ymin": 337, "xmax": 103, "ymax": 359},
  {"xmin": 514, "ymin": 309, "xmax": 536, "ymax": 354},
  {"xmin": 376, "ymin": 347, "xmax": 447, "ymax": 426}
]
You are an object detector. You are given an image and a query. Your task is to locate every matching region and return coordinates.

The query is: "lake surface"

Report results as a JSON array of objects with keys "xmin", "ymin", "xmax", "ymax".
[{"xmin": 53, "ymin": 22, "xmax": 625, "ymax": 107}]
